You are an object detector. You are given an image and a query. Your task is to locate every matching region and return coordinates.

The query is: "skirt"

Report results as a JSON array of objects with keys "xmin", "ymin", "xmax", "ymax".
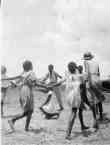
[
  {"xmin": 19, "ymin": 85, "xmax": 34, "ymax": 112},
  {"xmin": 66, "ymin": 90, "xmax": 81, "ymax": 109},
  {"xmin": 42, "ymin": 93, "xmax": 59, "ymax": 114}
]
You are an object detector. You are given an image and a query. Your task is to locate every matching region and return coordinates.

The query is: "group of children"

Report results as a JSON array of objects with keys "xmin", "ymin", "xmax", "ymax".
[{"xmin": 1, "ymin": 52, "xmax": 105, "ymax": 139}]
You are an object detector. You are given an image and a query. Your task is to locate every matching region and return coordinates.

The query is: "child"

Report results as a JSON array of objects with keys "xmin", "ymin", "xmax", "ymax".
[
  {"xmin": 2, "ymin": 60, "xmax": 47, "ymax": 132},
  {"xmin": 41, "ymin": 64, "xmax": 63, "ymax": 111},
  {"xmin": 1, "ymin": 66, "xmax": 12, "ymax": 117},
  {"xmin": 49, "ymin": 62, "xmax": 89, "ymax": 139},
  {"xmin": 39, "ymin": 64, "xmax": 63, "ymax": 119},
  {"xmin": 64, "ymin": 62, "xmax": 90, "ymax": 139},
  {"xmin": 78, "ymin": 65, "xmax": 99, "ymax": 131}
]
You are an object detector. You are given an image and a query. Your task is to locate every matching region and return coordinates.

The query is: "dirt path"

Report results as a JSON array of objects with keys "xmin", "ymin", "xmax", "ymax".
[{"xmin": 2, "ymin": 89, "xmax": 110, "ymax": 145}]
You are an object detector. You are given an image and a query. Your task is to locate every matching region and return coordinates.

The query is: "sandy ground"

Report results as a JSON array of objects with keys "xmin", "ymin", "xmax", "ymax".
[{"xmin": 1, "ymin": 88, "xmax": 110, "ymax": 145}]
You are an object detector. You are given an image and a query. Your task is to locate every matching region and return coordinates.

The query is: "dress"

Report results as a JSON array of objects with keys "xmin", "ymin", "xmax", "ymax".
[
  {"xmin": 41, "ymin": 71, "xmax": 62, "ymax": 114},
  {"xmin": 65, "ymin": 72, "xmax": 81, "ymax": 109},
  {"xmin": 18, "ymin": 71, "xmax": 37, "ymax": 112},
  {"xmin": 1, "ymin": 74, "xmax": 11, "ymax": 102},
  {"xmin": 42, "ymin": 93, "xmax": 59, "ymax": 114}
]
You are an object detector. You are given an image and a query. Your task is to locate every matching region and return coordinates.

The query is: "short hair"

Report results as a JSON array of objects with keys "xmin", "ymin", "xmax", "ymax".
[
  {"xmin": 68, "ymin": 62, "xmax": 77, "ymax": 74},
  {"xmin": 48, "ymin": 64, "xmax": 54, "ymax": 70},
  {"xmin": 1, "ymin": 65, "xmax": 7, "ymax": 74},
  {"xmin": 23, "ymin": 60, "xmax": 33, "ymax": 72}
]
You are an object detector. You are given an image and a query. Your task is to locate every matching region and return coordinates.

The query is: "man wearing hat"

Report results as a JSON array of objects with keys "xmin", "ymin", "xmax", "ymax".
[{"xmin": 83, "ymin": 52, "xmax": 105, "ymax": 122}]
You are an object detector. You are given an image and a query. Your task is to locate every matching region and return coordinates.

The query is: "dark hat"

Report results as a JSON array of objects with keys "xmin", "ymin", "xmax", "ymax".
[{"xmin": 83, "ymin": 52, "xmax": 94, "ymax": 60}]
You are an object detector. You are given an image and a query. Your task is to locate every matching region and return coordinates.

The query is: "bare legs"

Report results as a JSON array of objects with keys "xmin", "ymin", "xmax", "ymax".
[
  {"xmin": 8, "ymin": 110, "xmax": 33, "ymax": 131},
  {"xmin": 66, "ymin": 108, "xmax": 89, "ymax": 139}
]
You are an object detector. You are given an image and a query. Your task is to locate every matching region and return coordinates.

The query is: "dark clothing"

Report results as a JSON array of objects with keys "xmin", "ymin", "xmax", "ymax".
[
  {"xmin": 80, "ymin": 83, "xmax": 92, "ymax": 108},
  {"xmin": 90, "ymin": 82, "xmax": 105, "ymax": 102},
  {"xmin": 96, "ymin": 102, "xmax": 103, "ymax": 119},
  {"xmin": 12, "ymin": 110, "xmax": 33, "ymax": 130}
]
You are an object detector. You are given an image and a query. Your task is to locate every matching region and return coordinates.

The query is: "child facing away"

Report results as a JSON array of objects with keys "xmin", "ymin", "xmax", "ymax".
[{"xmin": 2, "ymin": 60, "xmax": 48, "ymax": 132}]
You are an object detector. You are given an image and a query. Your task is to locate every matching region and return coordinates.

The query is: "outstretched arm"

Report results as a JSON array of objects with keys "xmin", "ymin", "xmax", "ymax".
[
  {"xmin": 55, "ymin": 72, "xmax": 62, "ymax": 79},
  {"xmin": 1, "ymin": 75, "xmax": 22, "ymax": 81},
  {"xmin": 48, "ymin": 79, "xmax": 66, "ymax": 88},
  {"xmin": 42, "ymin": 73, "xmax": 49, "ymax": 82},
  {"xmin": 34, "ymin": 80, "xmax": 48, "ymax": 89}
]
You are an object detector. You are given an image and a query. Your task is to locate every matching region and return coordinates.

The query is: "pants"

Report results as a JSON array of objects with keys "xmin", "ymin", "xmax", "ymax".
[
  {"xmin": 96, "ymin": 102, "xmax": 103, "ymax": 119},
  {"xmin": 80, "ymin": 83, "xmax": 98, "ymax": 125},
  {"xmin": 90, "ymin": 82, "xmax": 105, "ymax": 102},
  {"xmin": 12, "ymin": 110, "xmax": 33, "ymax": 130},
  {"xmin": 80, "ymin": 83, "xmax": 92, "ymax": 108}
]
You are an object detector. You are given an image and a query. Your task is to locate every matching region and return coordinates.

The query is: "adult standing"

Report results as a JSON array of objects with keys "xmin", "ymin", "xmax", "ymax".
[{"xmin": 83, "ymin": 52, "xmax": 105, "ymax": 121}]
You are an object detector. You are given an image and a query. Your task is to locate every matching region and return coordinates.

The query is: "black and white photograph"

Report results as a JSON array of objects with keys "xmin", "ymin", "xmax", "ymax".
[{"xmin": 1, "ymin": 0, "xmax": 110, "ymax": 145}]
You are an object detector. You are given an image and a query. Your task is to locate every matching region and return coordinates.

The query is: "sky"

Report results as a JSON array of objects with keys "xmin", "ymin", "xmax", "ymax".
[{"xmin": 1, "ymin": 0, "xmax": 110, "ymax": 79}]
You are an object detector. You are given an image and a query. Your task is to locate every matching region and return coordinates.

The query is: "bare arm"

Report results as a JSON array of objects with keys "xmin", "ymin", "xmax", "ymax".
[
  {"xmin": 1, "ymin": 75, "xmax": 22, "ymax": 81},
  {"xmin": 42, "ymin": 73, "xmax": 49, "ymax": 82},
  {"xmin": 55, "ymin": 72, "xmax": 62, "ymax": 79},
  {"xmin": 48, "ymin": 78, "xmax": 66, "ymax": 88},
  {"xmin": 34, "ymin": 80, "xmax": 48, "ymax": 89}
]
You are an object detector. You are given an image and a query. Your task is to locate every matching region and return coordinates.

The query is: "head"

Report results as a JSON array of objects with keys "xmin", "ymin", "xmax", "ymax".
[
  {"xmin": 48, "ymin": 64, "xmax": 54, "ymax": 72},
  {"xmin": 1, "ymin": 65, "xmax": 7, "ymax": 74},
  {"xmin": 78, "ymin": 65, "xmax": 83, "ymax": 74},
  {"xmin": 68, "ymin": 62, "xmax": 77, "ymax": 74},
  {"xmin": 23, "ymin": 60, "xmax": 33, "ymax": 72},
  {"xmin": 83, "ymin": 52, "xmax": 94, "ymax": 60}
]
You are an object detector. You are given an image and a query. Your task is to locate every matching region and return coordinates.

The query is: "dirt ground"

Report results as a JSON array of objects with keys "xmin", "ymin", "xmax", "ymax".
[{"xmin": 1, "ymin": 88, "xmax": 110, "ymax": 145}]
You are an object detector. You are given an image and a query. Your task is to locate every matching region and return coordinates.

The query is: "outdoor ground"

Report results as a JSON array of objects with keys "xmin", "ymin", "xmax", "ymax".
[{"xmin": 1, "ymin": 88, "xmax": 110, "ymax": 145}]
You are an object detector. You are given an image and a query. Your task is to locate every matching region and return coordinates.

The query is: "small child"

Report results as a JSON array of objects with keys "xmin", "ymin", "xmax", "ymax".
[
  {"xmin": 2, "ymin": 60, "xmax": 47, "ymax": 132},
  {"xmin": 1, "ymin": 66, "xmax": 12, "ymax": 117}
]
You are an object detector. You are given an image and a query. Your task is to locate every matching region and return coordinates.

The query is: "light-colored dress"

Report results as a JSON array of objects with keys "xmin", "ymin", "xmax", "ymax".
[
  {"xmin": 41, "ymin": 71, "xmax": 62, "ymax": 113},
  {"xmin": 65, "ymin": 72, "xmax": 82, "ymax": 109},
  {"xmin": 42, "ymin": 93, "xmax": 59, "ymax": 114},
  {"xmin": 1, "ymin": 74, "xmax": 11, "ymax": 103},
  {"xmin": 18, "ymin": 71, "xmax": 37, "ymax": 112}
]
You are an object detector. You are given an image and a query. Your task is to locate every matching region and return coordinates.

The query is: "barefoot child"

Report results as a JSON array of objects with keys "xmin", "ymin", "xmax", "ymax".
[
  {"xmin": 49, "ymin": 62, "xmax": 89, "ymax": 139},
  {"xmin": 2, "ymin": 60, "xmax": 47, "ymax": 132}
]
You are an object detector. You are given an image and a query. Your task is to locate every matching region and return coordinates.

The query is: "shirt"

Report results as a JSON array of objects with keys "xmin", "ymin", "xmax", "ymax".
[{"xmin": 43, "ymin": 71, "xmax": 62, "ymax": 84}]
